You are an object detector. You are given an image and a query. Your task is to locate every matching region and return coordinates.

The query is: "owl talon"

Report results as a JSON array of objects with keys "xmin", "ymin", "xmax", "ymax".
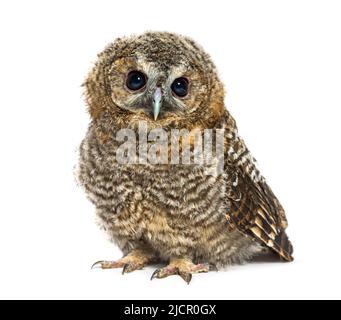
[
  {"xmin": 91, "ymin": 261, "xmax": 103, "ymax": 269},
  {"xmin": 92, "ymin": 250, "xmax": 153, "ymax": 273},
  {"xmin": 151, "ymin": 260, "xmax": 211, "ymax": 283},
  {"xmin": 151, "ymin": 266, "xmax": 178, "ymax": 280},
  {"xmin": 91, "ymin": 260, "xmax": 125, "ymax": 270},
  {"xmin": 178, "ymin": 271, "xmax": 192, "ymax": 284},
  {"xmin": 122, "ymin": 262, "xmax": 144, "ymax": 274},
  {"xmin": 122, "ymin": 264, "xmax": 129, "ymax": 275},
  {"xmin": 150, "ymin": 269, "xmax": 161, "ymax": 280}
]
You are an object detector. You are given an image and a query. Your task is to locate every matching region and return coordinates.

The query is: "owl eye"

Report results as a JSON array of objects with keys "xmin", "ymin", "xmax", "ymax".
[
  {"xmin": 171, "ymin": 77, "xmax": 189, "ymax": 98},
  {"xmin": 126, "ymin": 71, "xmax": 147, "ymax": 91}
]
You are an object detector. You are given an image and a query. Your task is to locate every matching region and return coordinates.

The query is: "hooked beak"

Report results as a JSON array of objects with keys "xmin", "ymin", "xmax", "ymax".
[{"xmin": 153, "ymin": 87, "xmax": 162, "ymax": 121}]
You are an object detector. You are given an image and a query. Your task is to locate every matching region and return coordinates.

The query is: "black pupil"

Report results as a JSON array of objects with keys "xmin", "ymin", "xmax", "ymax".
[
  {"xmin": 171, "ymin": 78, "xmax": 189, "ymax": 97},
  {"xmin": 126, "ymin": 71, "xmax": 146, "ymax": 91}
]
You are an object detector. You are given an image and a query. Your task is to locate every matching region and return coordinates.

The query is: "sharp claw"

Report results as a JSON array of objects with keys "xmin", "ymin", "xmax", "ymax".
[
  {"xmin": 122, "ymin": 264, "xmax": 128, "ymax": 275},
  {"xmin": 122, "ymin": 263, "xmax": 138, "ymax": 274},
  {"xmin": 151, "ymin": 263, "xmax": 210, "ymax": 283},
  {"xmin": 178, "ymin": 271, "xmax": 192, "ymax": 284},
  {"xmin": 91, "ymin": 261, "xmax": 105, "ymax": 269},
  {"xmin": 151, "ymin": 269, "xmax": 160, "ymax": 280}
]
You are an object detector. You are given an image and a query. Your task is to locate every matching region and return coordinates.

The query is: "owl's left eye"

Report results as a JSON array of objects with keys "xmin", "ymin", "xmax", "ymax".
[
  {"xmin": 126, "ymin": 71, "xmax": 147, "ymax": 91},
  {"xmin": 171, "ymin": 77, "xmax": 189, "ymax": 98}
]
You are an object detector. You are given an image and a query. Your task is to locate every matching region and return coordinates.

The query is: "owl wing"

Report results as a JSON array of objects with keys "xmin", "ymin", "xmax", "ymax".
[{"xmin": 224, "ymin": 118, "xmax": 293, "ymax": 262}]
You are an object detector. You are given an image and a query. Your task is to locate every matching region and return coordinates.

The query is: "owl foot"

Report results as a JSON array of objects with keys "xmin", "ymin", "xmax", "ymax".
[
  {"xmin": 91, "ymin": 249, "xmax": 153, "ymax": 274},
  {"xmin": 151, "ymin": 258, "xmax": 216, "ymax": 284}
]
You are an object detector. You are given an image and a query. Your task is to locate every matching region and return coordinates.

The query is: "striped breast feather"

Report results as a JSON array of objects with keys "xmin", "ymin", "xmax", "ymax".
[{"xmin": 225, "ymin": 136, "xmax": 294, "ymax": 262}]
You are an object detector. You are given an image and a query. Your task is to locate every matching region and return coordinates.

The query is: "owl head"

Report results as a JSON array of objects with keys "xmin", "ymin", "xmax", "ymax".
[{"xmin": 84, "ymin": 32, "xmax": 226, "ymax": 130}]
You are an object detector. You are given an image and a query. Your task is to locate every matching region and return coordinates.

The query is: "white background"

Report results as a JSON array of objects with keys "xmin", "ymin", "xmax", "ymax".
[{"xmin": 0, "ymin": 0, "xmax": 340, "ymax": 300}]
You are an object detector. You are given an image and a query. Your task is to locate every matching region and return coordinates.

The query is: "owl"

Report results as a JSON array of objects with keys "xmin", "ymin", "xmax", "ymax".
[{"xmin": 78, "ymin": 32, "xmax": 293, "ymax": 283}]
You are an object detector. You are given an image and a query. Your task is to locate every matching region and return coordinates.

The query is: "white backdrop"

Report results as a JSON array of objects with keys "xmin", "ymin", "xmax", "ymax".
[{"xmin": 0, "ymin": 0, "xmax": 340, "ymax": 300}]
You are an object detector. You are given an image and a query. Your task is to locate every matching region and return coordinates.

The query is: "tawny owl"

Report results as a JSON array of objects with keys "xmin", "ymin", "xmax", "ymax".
[{"xmin": 78, "ymin": 32, "xmax": 293, "ymax": 283}]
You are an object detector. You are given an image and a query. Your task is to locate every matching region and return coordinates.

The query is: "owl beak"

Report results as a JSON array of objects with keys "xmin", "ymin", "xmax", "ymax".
[{"xmin": 152, "ymin": 87, "xmax": 163, "ymax": 121}]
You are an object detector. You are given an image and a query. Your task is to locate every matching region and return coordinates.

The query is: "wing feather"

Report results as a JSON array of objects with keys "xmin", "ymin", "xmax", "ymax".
[{"xmin": 224, "ymin": 118, "xmax": 293, "ymax": 261}]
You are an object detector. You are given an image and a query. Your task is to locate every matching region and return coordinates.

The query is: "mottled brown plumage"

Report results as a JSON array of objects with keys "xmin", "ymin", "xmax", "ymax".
[{"xmin": 78, "ymin": 32, "xmax": 293, "ymax": 282}]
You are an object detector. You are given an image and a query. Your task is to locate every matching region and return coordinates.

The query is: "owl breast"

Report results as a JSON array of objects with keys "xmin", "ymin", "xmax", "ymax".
[{"xmin": 78, "ymin": 126, "xmax": 262, "ymax": 266}]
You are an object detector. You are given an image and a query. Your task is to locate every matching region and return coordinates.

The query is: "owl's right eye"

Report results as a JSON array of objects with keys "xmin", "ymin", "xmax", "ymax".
[{"xmin": 126, "ymin": 71, "xmax": 147, "ymax": 91}]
